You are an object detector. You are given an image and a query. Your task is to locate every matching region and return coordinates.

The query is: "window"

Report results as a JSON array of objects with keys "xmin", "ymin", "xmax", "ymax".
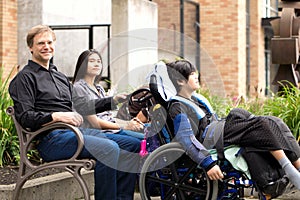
[{"xmin": 263, "ymin": 0, "xmax": 278, "ymax": 17}]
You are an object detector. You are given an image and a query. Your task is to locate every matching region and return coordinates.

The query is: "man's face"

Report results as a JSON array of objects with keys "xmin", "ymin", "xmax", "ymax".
[{"xmin": 30, "ymin": 32, "xmax": 55, "ymax": 66}]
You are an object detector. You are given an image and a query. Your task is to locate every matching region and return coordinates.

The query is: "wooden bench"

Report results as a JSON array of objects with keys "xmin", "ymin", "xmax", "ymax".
[{"xmin": 6, "ymin": 106, "xmax": 96, "ymax": 200}]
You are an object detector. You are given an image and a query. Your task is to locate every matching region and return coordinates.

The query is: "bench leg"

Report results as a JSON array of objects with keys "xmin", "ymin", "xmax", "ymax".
[
  {"xmin": 69, "ymin": 167, "xmax": 91, "ymax": 200},
  {"xmin": 12, "ymin": 178, "xmax": 26, "ymax": 200}
]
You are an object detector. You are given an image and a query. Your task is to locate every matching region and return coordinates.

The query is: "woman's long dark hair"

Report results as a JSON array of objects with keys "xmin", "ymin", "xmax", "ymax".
[{"xmin": 72, "ymin": 49, "xmax": 103, "ymax": 84}]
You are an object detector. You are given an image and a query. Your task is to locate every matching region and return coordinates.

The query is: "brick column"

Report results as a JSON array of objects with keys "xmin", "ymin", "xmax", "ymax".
[
  {"xmin": 0, "ymin": 0, "xmax": 18, "ymax": 78},
  {"xmin": 200, "ymin": 0, "xmax": 247, "ymax": 97},
  {"xmin": 248, "ymin": 0, "xmax": 265, "ymax": 97}
]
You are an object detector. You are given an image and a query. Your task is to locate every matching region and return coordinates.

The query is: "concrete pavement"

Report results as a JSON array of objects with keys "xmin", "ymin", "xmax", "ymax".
[
  {"xmin": 86, "ymin": 189, "xmax": 300, "ymax": 200},
  {"xmin": 133, "ymin": 191, "xmax": 300, "ymax": 200}
]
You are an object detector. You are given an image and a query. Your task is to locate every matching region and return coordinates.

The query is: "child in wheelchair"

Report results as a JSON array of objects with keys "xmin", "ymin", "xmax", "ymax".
[{"xmin": 145, "ymin": 59, "xmax": 300, "ymax": 199}]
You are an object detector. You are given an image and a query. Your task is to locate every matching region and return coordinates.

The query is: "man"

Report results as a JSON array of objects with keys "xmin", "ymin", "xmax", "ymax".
[{"xmin": 9, "ymin": 25, "xmax": 140, "ymax": 200}]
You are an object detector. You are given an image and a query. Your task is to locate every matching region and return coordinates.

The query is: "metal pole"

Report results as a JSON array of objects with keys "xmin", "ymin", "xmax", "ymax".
[
  {"xmin": 195, "ymin": 3, "xmax": 200, "ymax": 77},
  {"xmin": 89, "ymin": 26, "xmax": 93, "ymax": 49},
  {"xmin": 180, "ymin": 0, "xmax": 184, "ymax": 58},
  {"xmin": 107, "ymin": 25, "xmax": 111, "ymax": 89}
]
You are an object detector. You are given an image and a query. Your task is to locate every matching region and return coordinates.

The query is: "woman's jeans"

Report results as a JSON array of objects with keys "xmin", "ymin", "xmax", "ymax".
[
  {"xmin": 118, "ymin": 129, "xmax": 144, "ymax": 139},
  {"xmin": 37, "ymin": 128, "xmax": 141, "ymax": 200}
]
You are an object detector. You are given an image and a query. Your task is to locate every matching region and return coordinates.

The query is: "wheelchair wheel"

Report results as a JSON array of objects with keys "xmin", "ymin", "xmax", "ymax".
[{"xmin": 139, "ymin": 142, "xmax": 218, "ymax": 200}]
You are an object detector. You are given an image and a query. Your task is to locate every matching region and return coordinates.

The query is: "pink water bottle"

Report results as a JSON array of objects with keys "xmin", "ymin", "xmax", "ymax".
[{"xmin": 139, "ymin": 139, "xmax": 148, "ymax": 157}]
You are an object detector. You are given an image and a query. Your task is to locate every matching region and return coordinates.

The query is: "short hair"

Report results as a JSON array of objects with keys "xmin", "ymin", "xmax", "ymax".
[
  {"xmin": 166, "ymin": 60, "xmax": 196, "ymax": 92},
  {"xmin": 26, "ymin": 25, "xmax": 56, "ymax": 48}
]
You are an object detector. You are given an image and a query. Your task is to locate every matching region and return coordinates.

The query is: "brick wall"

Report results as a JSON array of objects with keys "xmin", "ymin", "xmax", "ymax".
[
  {"xmin": 201, "ymin": 0, "xmax": 246, "ymax": 97},
  {"xmin": 0, "ymin": 0, "xmax": 18, "ymax": 79},
  {"xmin": 153, "ymin": 0, "xmax": 266, "ymax": 98}
]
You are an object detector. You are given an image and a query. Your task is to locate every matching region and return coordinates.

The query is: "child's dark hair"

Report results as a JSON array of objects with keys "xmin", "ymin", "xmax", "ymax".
[{"xmin": 166, "ymin": 60, "xmax": 196, "ymax": 92}]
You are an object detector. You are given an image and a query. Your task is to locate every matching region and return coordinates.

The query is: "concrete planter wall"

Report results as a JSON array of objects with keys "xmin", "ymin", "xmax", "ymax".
[
  {"xmin": 0, "ymin": 169, "xmax": 299, "ymax": 200},
  {"xmin": 0, "ymin": 170, "xmax": 94, "ymax": 200}
]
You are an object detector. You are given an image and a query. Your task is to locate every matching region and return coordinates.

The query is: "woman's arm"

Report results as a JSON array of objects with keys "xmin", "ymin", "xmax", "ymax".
[
  {"xmin": 86, "ymin": 115, "xmax": 143, "ymax": 131},
  {"xmin": 86, "ymin": 115, "xmax": 120, "ymax": 129}
]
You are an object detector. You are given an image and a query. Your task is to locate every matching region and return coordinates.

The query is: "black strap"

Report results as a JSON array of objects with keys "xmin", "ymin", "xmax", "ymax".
[{"xmin": 215, "ymin": 121, "xmax": 225, "ymax": 161}]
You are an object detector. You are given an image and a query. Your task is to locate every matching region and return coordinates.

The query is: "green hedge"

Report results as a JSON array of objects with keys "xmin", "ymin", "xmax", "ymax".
[
  {"xmin": 201, "ymin": 84, "xmax": 300, "ymax": 141},
  {"xmin": 263, "ymin": 85, "xmax": 300, "ymax": 140},
  {"xmin": 0, "ymin": 68, "xmax": 18, "ymax": 167}
]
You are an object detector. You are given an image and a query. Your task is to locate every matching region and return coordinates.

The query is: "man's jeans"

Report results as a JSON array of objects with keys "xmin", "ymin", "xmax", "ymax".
[{"xmin": 37, "ymin": 128, "xmax": 141, "ymax": 200}]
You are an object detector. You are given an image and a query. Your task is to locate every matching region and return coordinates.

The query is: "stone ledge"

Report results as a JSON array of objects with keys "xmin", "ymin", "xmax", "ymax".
[
  {"xmin": 1, "ymin": 170, "xmax": 299, "ymax": 200},
  {"xmin": 0, "ymin": 169, "xmax": 94, "ymax": 200}
]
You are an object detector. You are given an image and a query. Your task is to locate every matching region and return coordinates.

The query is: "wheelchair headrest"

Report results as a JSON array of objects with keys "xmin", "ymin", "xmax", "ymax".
[
  {"xmin": 147, "ymin": 61, "xmax": 216, "ymax": 118},
  {"xmin": 147, "ymin": 61, "xmax": 176, "ymax": 107}
]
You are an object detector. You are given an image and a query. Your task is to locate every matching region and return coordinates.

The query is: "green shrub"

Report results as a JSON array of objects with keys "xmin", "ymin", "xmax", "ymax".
[
  {"xmin": 198, "ymin": 88, "xmax": 232, "ymax": 118},
  {"xmin": 198, "ymin": 84, "xmax": 300, "ymax": 141},
  {"xmin": 0, "ymin": 67, "xmax": 19, "ymax": 167},
  {"xmin": 262, "ymin": 84, "xmax": 300, "ymax": 140}
]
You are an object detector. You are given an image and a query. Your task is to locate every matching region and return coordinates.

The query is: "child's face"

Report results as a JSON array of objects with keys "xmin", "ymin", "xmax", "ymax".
[{"xmin": 187, "ymin": 71, "xmax": 200, "ymax": 91}]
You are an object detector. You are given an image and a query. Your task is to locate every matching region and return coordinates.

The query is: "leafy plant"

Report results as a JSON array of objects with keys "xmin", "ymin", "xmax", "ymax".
[
  {"xmin": 0, "ymin": 67, "xmax": 19, "ymax": 166},
  {"xmin": 262, "ymin": 83, "xmax": 300, "ymax": 141},
  {"xmin": 198, "ymin": 83, "xmax": 300, "ymax": 141},
  {"xmin": 198, "ymin": 88, "xmax": 232, "ymax": 118}
]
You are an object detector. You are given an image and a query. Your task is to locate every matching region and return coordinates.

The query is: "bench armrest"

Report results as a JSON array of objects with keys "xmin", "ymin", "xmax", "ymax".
[{"xmin": 6, "ymin": 106, "xmax": 85, "ymax": 162}]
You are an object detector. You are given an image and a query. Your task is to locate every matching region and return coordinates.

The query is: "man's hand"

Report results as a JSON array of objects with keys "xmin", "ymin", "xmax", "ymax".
[
  {"xmin": 51, "ymin": 112, "xmax": 83, "ymax": 127},
  {"xmin": 206, "ymin": 165, "xmax": 224, "ymax": 180}
]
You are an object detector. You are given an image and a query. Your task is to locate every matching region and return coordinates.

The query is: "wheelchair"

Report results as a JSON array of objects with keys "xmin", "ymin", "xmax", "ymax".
[
  {"xmin": 136, "ymin": 62, "xmax": 287, "ymax": 200},
  {"xmin": 138, "ymin": 94, "xmax": 255, "ymax": 199}
]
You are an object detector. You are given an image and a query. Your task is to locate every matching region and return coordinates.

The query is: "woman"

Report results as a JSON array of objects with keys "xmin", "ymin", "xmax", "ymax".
[
  {"xmin": 165, "ymin": 59, "xmax": 300, "ymax": 190},
  {"xmin": 72, "ymin": 49, "xmax": 145, "ymax": 139}
]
